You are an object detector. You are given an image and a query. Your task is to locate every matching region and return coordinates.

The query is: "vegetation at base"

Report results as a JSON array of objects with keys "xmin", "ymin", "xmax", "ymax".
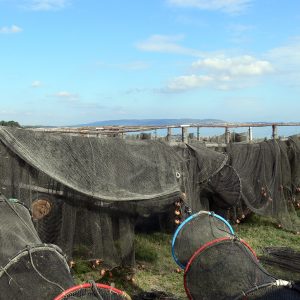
[
  {"xmin": 0, "ymin": 120, "xmax": 21, "ymax": 127},
  {"xmin": 73, "ymin": 214, "xmax": 300, "ymax": 299}
]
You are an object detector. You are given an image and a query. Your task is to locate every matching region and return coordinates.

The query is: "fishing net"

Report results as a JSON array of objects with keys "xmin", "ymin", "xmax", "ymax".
[
  {"xmin": 0, "ymin": 195, "xmax": 74, "ymax": 300},
  {"xmin": 227, "ymin": 139, "xmax": 300, "ymax": 231},
  {"xmin": 54, "ymin": 283, "xmax": 131, "ymax": 300},
  {"xmin": 200, "ymin": 164, "xmax": 241, "ymax": 218},
  {"xmin": 260, "ymin": 247, "xmax": 300, "ymax": 273},
  {"xmin": 243, "ymin": 285, "xmax": 300, "ymax": 300},
  {"xmin": 0, "ymin": 126, "xmax": 184, "ymax": 266},
  {"xmin": 172, "ymin": 211, "xmax": 234, "ymax": 269},
  {"xmin": 184, "ymin": 237, "xmax": 277, "ymax": 300}
]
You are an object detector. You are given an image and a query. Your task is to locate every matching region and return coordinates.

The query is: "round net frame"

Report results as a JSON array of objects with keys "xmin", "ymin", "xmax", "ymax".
[
  {"xmin": 54, "ymin": 283, "xmax": 131, "ymax": 300},
  {"xmin": 171, "ymin": 211, "xmax": 234, "ymax": 269},
  {"xmin": 184, "ymin": 237, "xmax": 277, "ymax": 300}
]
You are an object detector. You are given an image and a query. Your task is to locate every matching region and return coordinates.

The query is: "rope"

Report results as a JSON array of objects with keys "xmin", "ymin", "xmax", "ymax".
[{"xmin": 27, "ymin": 246, "xmax": 65, "ymax": 292}]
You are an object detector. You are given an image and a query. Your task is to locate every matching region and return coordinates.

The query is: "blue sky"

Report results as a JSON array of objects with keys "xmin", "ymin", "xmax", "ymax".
[{"xmin": 1, "ymin": 0, "xmax": 300, "ymax": 126}]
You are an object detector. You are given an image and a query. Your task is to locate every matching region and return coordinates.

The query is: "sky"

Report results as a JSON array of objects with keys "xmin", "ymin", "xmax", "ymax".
[{"xmin": 1, "ymin": 0, "xmax": 300, "ymax": 126}]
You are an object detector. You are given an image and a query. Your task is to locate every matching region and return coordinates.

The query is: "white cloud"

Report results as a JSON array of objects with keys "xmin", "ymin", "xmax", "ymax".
[
  {"xmin": 31, "ymin": 80, "xmax": 42, "ymax": 88},
  {"xmin": 136, "ymin": 34, "xmax": 202, "ymax": 56},
  {"xmin": 164, "ymin": 54, "xmax": 273, "ymax": 92},
  {"xmin": 24, "ymin": 0, "xmax": 70, "ymax": 11},
  {"xmin": 0, "ymin": 25, "xmax": 23, "ymax": 34},
  {"xmin": 166, "ymin": 74, "xmax": 213, "ymax": 92},
  {"xmin": 55, "ymin": 91, "xmax": 79, "ymax": 101},
  {"xmin": 192, "ymin": 55, "xmax": 273, "ymax": 76},
  {"xmin": 167, "ymin": 0, "xmax": 252, "ymax": 14},
  {"xmin": 266, "ymin": 37, "xmax": 300, "ymax": 87}
]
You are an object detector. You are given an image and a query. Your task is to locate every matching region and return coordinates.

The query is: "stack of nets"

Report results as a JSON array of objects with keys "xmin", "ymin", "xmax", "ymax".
[
  {"xmin": 260, "ymin": 247, "xmax": 300, "ymax": 273},
  {"xmin": 172, "ymin": 211, "xmax": 234, "ymax": 269},
  {"xmin": 227, "ymin": 138, "xmax": 300, "ymax": 231},
  {"xmin": 0, "ymin": 195, "xmax": 74, "ymax": 300},
  {"xmin": 0, "ymin": 126, "xmax": 185, "ymax": 267},
  {"xmin": 184, "ymin": 237, "xmax": 300, "ymax": 299}
]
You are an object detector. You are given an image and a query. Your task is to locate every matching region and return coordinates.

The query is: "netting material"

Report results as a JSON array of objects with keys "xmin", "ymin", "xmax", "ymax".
[
  {"xmin": 227, "ymin": 139, "xmax": 300, "ymax": 231},
  {"xmin": 184, "ymin": 238, "xmax": 276, "ymax": 300},
  {"xmin": 172, "ymin": 211, "xmax": 234, "ymax": 268},
  {"xmin": 0, "ymin": 127, "xmax": 182, "ymax": 202},
  {"xmin": 54, "ymin": 283, "xmax": 131, "ymax": 300},
  {"xmin": 0, "ymin": 127, "xmax": 184, "ymax": 266},
  {"xmin": 0, "ymin": 195, "xmax": 74, "ymax": 300}
]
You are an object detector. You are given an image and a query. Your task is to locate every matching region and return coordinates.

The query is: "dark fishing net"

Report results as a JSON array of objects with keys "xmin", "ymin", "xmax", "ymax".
[
  {"xmin": 54, "ymin": 283, "xmax": 131, "ymax": 300},
  {"xmin": 287, "ymin": 136, "xmax": 300, "ymax": 205},
  {"xmin": 227, "ymin": 139, "xmax": 300, "ymax": 231},
  {"xmin": 260, "ymin": 247, "xmax": 300, "ymax": 273},
  {"xmin": 0, "ymin": 195, "xmax": 74, "ymax": 300},
  {"xmin": 241, "ymin": 285, "xmax": 300, "ymax": 300},
  {"xmin": 201, "ymin": 165, "xmax": 241, "ymax": 217},
  {"xmin": 0, "ymin": 126, "xmax": 185, "ymax": 266},
  {"xmin": 184, "ymin": 238, "xmax": 276, "ymax": 300},
  {"xmin": 172, "ymin": 211, "xmax": 234, "ymax": 268},
  {"xmin": 0, "ymin": 127, "xmax": 182, "ymax": 202}
]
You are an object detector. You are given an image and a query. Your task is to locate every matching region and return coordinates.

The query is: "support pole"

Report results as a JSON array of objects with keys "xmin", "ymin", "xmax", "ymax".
[
  {"xmin": 197, "ymin": 126, "xmax": 200, "ymax": 141},
  {"xmin": 272, "ymin": 125, "xmax": 278, "ymax": 139},
  {"xmin": 248, "ymin": 127, "xmax": 253, "ymax": 142},
  {"xmin": 225, "ymin": 127, "xmax": 230, "ymax": 144},
  {"xmin": 166, "ymin": 127, "xmax": 172, "ymax": 142},
  {"xmin": 181, "ymin": 125, "xmax": 189, "ymax": 143}
]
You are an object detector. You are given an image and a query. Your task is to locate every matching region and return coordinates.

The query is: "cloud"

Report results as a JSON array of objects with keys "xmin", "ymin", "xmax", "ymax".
[
  {"xmin": 136, "ymin": 34, "xmax": 202, "ymax": 56},
  {"xmin": 31, "ymin": 80, "xmax": 42, "ymax": 88},
  {"xmin": 23, "ymin": 0, "xmax": 70, "ymax": 11},
  {"xmin": 192, "ymin": 55, "xmax": 273, "ymax": 76},
  {"xmin": 55, "ymin": 91, "xmax": 79, "ymax": 102},
  {"xmin": 164, "ymin": 54, "xmax": 273, "ymax": 92},
  {"xmin": 266, "ymin": 37, "xmax": 300, "ymax": 87},
  {"xmin": 165, "ymin": 75, "xmax": 214, "ymax": 92},
  {"xmin": 54, "ymin": 91, "xmax": 105, "ymax": 110},
  {"xmin": 167, "ymin": 0, "xmax": 252, "ymax": 14},
  {"xmin": 0, "ymin": 25, "xmax": 23, "ymax": 34},
  {"xmin": 96, "ymin": 60, "xmax": 150, "ymax": 71}
]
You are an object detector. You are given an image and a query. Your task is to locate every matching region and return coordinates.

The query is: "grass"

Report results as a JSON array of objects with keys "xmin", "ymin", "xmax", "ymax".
[{"xmin": 73, "ymin": 214, "xmax": 300, "ymax": 299}]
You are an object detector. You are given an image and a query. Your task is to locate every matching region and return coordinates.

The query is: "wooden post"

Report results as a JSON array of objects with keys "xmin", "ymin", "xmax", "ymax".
[
  {"xmin": 225, "ymin": 127, "xmax": 230, "ymax": 144},
  {"xmin": 197, "ymin": 126, "xmax": 200, "ymax": 141},
  {"xmin": 181, "ymin": 125, "xmax": 189, "ymax": 143},
  {"xmin": 166, "ymin": 127, "xmax": 172, "ymax": 142},
  {"xmin": 272, "ymin": 125, "xmax": 278, "ymax": 139},
  {"xmin": 154, "ymin": 129, "xmax": 157, "ymax": 140},
  {"xmin": 248, "ymin": 127, "xmax": 253, "ymax": 142}
]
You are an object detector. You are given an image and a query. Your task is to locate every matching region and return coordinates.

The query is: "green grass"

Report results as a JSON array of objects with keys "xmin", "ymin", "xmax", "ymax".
[{"xmin": 73, "ymin": 214, "xmax": 300, "ymax": 299}]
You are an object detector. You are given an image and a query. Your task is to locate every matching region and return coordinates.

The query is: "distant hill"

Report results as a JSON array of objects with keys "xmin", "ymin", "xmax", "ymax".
[{"xmin": 76, "ymin": 119, "xmax": 226, "ymax": 127}]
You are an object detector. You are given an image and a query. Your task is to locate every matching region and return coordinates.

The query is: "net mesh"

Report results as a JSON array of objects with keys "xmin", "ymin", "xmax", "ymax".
[
  {"xmin": 244, "ymin": 285, "xmax": 300, "ymax": 300},
  {"xmin": 172, "ymin": 211, "xmax": 233, "ymax": 268},
  {"xmin": 55, "ymin": 283, "xmax": 130, "ymax": 300},
  {"xmin": 0, "ymin": 127, "xmax": 184, "ymax": 266},
  {"xmin": 227, "ymin": 139, "xmax": 300, "ymax": 231},
  {"xmin": 184, "ymin": 238, "xmax": 275, "ymax": 300},
  {"xmin": 0, "ymin": 195, "xmax": 74, "ymax": 300}
]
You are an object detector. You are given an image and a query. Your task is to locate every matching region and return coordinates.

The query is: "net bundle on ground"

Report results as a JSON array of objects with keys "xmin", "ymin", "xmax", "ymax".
[
  {"xmin": 184, "ymin": 237, "xmax": 300, "ymax": 300},
  {"xmin": 260, "ymin": 247, "xmax": 300, "ymax": 273},
  {"xmin": 172, "ymin": 211, "xmax": 234, "ymax": 269},
  {"xmin": 227, "ymin": 138, "xmax": 300, "ymax": 231},
  {"xmin": 0, "ymin": 126, "xmax": 185, "ymax": 267},
  {"xmin": 0, "ymin": 195, "xmax": 74, "ymax": 300}
]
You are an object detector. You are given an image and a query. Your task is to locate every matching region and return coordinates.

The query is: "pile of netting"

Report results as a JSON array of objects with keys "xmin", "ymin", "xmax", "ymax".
[
  {"xmin": 0, "ymin": 126, "xmax": 186, "ymax": 268},
  {"xmin": 226, "ymin": 137, "xmax": 300, "ymax": 231},
  {"xmin": 260, "ymin": 247, "xmax": 300, "ymax": 273},
  {"xmin": 171, "ymin": 210, "xmax": 300, "ymax": 299},
  {"xmin": 0, "ymin": 195, "xmax": 74, "ymax": 299}
]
